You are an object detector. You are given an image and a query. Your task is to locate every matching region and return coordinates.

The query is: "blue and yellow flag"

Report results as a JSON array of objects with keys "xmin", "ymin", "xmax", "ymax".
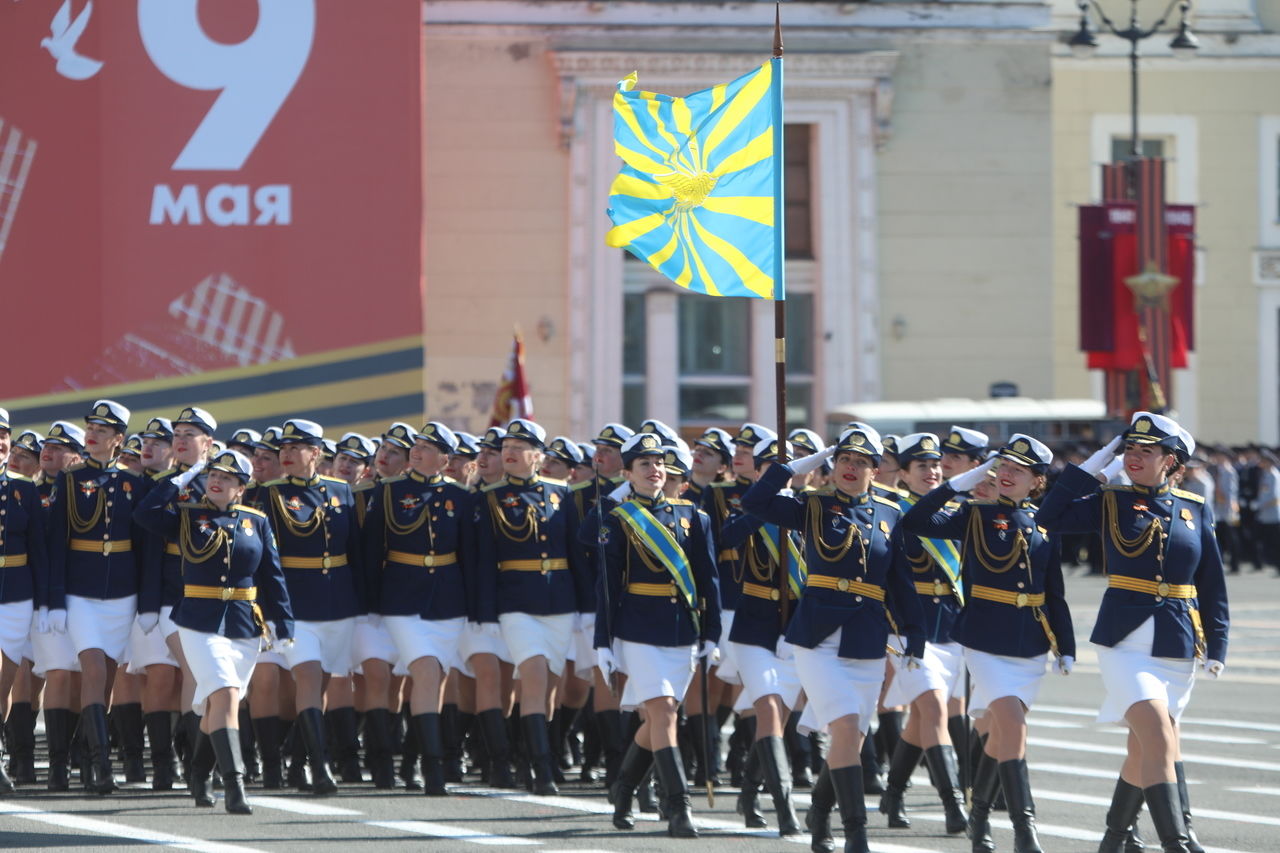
[{"xmin": 605, "ymin": 58, "xmax": 784, "ymax": 300}]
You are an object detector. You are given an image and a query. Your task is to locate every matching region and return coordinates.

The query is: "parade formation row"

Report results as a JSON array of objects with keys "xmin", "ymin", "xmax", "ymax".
[{"xmin": 0, "ymin": 401, "xmax": 1227, "ymax": 853}]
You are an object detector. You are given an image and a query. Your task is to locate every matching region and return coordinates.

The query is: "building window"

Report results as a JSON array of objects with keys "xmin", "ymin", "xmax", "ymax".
[
  {"xmin": 622, "ymin": 292, "xmax": 647, "ymax": 426},
  {"xmin": 785, "ymin": 123, "xmax": 813, "ymax": 260},
  {"xmin": 1109, "ymin": 137, "xmax": 1166, "ymax": 162}
]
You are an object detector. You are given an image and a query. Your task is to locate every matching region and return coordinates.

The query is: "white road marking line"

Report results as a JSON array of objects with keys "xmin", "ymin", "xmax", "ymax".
[
  {"xmin": 1028, "ymin": 761, "xmax": 1133, "ymax": 780},
  {"xmin": 1027, "ymin": 735, "xmax": 1280, "ymax": 773},
  {"xmin": 367, "ymin": 820, "xmax": 540, "ymax": 846},
  {"xmin": 1035, "ymin": 789, "xmax": 1280, "ymax": 827},
  {"xmin": 909, "ymin": 810, "xmax": 1255, "ymax": 853},
  {"xmin": 247, "ymin": 796, "xmax": 362, "ymax": 816},
  {"xmin": 1037, "ymin": 703, "xmax": 1280, "ymax": 734},
  {"xmin": 0, "ymin": 800, "xmax": 266, "ymax": 853},
  {"xmin": 1227, "ymin": 785, "xmax": 1280, "ymax": 796},
  {"xmin": 1025, "ymin": 718, "xmax": 1082, "ymax": 729}
]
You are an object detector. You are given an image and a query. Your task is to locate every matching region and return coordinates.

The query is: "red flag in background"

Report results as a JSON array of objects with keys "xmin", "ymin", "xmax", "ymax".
[{"xmin": 489, "ymin": 330, "xmax": 533, "ymax": 427}]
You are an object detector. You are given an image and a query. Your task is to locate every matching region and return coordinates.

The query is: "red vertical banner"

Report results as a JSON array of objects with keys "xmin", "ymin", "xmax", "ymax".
[{"xmin": 0, "ymin": 1, "xmax": 424, "ymax": 432}]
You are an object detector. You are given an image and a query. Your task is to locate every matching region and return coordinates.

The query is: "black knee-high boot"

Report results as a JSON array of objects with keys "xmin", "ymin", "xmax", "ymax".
[
  {"xmin": 806, "ymin": 764, "xmax": 836, "ymax": 853},
  {"xmin": 859, "ymin": 732, "xmax": 883, "ymax": 794},
  {"xmin": 478, "ymin": 708, "xmax": 516, "ymax": 788},
  {"xmin": 967, "ymin": 750, "xmax": 1000, "ymax": 853},
  {"xmin": 947, "ymin": 714, "xmax": 971, "ymax": 792},
  {"xmin": 144, "ymin": 711, "xmax": 175, "ymax": 790},
  {"xmin": 0, "ymin": 718, "xmax": 12, "ymax": 793},
  {"xmin": 328, "ymin": 707, "xmax": 362, "ymax": 784},
  {"xmin": 45, "ymin": 709, "xmax": 72, "ymax": 791},
  {"xmin": 440, "ymin": 703, "xmax": 465, "ymax": 783},
  {"xmin": 81, "ymin": 703, "xmax": 116, "ymax": 795},
  {"xmin": 113, "ymin": 702, "xmax": 146, "ymax": 784},
  {"xmin": 296, "ymin": 708, "xmax": 339, "ymax": 795},
  {"xmin": 1098, "ymin": 777, "xmax": 1147, "ymax": 853},
  {"xmin": 238, "ymin": 705, "xmax": 259, "ymax": 783},
  {"xmin": 189, "ymin": 725, "xmax": 216, "ymax": 807},
  {"xmin": 522, "ymin": 713, "xmax": 558, "ymax": 796},
  {"xmin": 737, "ymin": 735, "xmax": 766, "ymax": 829},
  {"xmin": 597, "ymin": 709, "xmax": 625, "ymax": 788},
  {"xmin": 398, "ymin": 704, "xmax": 423, "ymax": 790},
  {"xmin": 7, "ymin": 702, "xmax": 37, "ymax": 785},
  {"xmin": 757, "ymin": 735, "xmax": 802, "ymax": 836},
  {"xmin": 209, "ymin": 728, "xmax": 252, "ymax": 814},
  {"xmin": 830, "ymin": 765, "xmax": 870, "ymax": 853},
  {"xmin": 363, "ymin": 708, "xmax": 396, "ymax": 789},
  {"xmin": 924, "ymin": 744, "xmax": 969, "ymax": 835},
  {"xmin": 611, "ymin": 740, "xmax": 654, "ymax": 829},
  {"xmin": 998, "ymin": 758, "xmax": 1044, "ymax": 853},
  {"xmin": 880, "ymin": 740, "xmax": 921, "ymax": 828},
  {"xmin": 413, "ymin": 713, "xmax": 448, "ymax": 796},
  {"xmin": 253, "ymin": 716, "xmax": 284, "ymax": 789},
  {"xmin": 1145, "ymin": 782, "xmax": 1193, "ymax": 853},
  {"xmin": 785, "ymin": 712, "xmax": 814, "ymax": 787},
  {"xmin": 654, "ymin": 745, "xmax": 697, "ymax": 838},
  {"xmin": 1174, "ymin": 762, "xmax": 1206, "ymax": 853}
]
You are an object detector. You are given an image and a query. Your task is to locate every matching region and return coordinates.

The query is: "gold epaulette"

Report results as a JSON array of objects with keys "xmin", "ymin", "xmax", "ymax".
[
  {"xmin": 153, "ymin": 467, "xmax": 179, "ymax": 481},
  {"xmin": 262, "ymin": 478, "xmax": 288, "ymax": 487},
  {"xmin": 943, "ymin": 499, "xmax": 964, "ymax": 511},
  {"xmin": 355, "ymin": 479, "xmax": 382, "ymax": 491},
  {"xmin": 66, "ymin": 463, "xmax": 86, "ymax": 472},
  {"xmin": 538, "ymin": 476, "xmax": 568, "ymax": 487},
  {"xmin": 873, "ymin": 484, "xmax": 905, "ymax": 498},
  {"xmin": 872, "ymin": 494, "xmax": 902, "ymax": 510},
  {"xmin": 1171, "ymin": 488, "xmax": 1205, "ymax": 504},
  {"xmin": 709, "ymin": 481, "xmax": 736, "ymax": 490},
  {"xmin": 232, "ymin": 504, "xmax": 267, "ymax": 518},
  {"xmin": 667, "ymin": 498, "xmax": 695, "ymax": 506},
  {"xmin": 3, "ymin": 470, "xmax": 32, "ymax": 482},
  {"xmin": 1102, "ymin": 484, "xmax": 1137, "ymax": 492},
  {"xmin": 480, "ymin": 480, "xmax": 506, "ymax": 493},
  {"xmin": 570, "ymin": 480, "xmax": 594, "ymax": 492},
  {"xmin": 319, "ymin": 475, "xmax": 347, "ymax": 485}
]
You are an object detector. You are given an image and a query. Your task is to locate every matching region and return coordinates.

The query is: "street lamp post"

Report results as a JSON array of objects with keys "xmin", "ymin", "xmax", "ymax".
[{"xmin": 1069, "ymin": 0, "xmax": 1199, "ymax": 413}]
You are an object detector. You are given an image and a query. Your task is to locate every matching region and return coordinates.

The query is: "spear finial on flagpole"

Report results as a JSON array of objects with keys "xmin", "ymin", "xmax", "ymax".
[{"xmin": 775, "ymin": 2, "xmax": 783, "ymax": 57}]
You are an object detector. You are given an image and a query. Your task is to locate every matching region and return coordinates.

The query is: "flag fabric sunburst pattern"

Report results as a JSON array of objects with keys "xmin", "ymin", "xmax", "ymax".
[{"xmin": 605, "ymin": 58, "xmax": 784, "ymax": 300}]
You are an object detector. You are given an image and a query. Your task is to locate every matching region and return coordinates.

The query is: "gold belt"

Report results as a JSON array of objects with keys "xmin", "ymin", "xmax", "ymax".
[
  {"xmin": 184, "ymin": 584, "xmax": 257, "ymax": 602},
  {"xmin": 386, "ymin": 550, "xmax": 457, "ymax": 568},
  {"xmin": 280, "ymin": 555, "xmax": 348, "ymax": 570},
  {"xmin": 742, "ymin": 581, "xmax": 796, "ymax": 602},
  {"xmin": 914, "ymin": 580, "xmax": 953, "ymax": 597},
  {"xmin": 718, "ymin": 549, "xmax": 740, "ymax": 561},
  {"xmin": 70, "ymin": 538, "xmax": 132, "ymax": 555},
  {"xmin": 499, "ymin": 558, "xmax": 568, "ymax": 573},
  {"xmin": 627, "ymin": 582, "xmax": 676, "ymax": 597},
  {"xmin": 806, "ymin": 574, "xmax": 884, "ymax": 601},
  {"xmin": 1108, "ymin": 575, "xmax": 1196, "ymax": 599},
  {"xmin": 0, "ymin": 554, "xmax": 28, "ymax": 568},
  {"xmin": 164, "ymin": 543, "xmax": 181, "ymax": 556},
  {"xmin": 970, "ymin": 585, "xmax": 1045, "ymax": 608}
]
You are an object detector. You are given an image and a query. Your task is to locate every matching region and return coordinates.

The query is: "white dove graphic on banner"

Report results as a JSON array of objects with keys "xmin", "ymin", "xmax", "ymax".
[{"xmin": 40, "ymin": 0, "xmax": 103, "ymax": 81}]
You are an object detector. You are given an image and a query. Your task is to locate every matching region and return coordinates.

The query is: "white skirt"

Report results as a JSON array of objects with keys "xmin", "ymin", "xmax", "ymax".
[
  {"xmin": 792, "ymin": 629, "xmax": 884, "ymax": 734},
  {"xmin": 256, "ymin": 647, "xmax": 291, "ymax": 671},
  {"xmin": 884, "ymin": 639, "xmax": 965, "ymax": 707},
  {"xmin": 0, "ymin": 599, "xmax": 33, "ymax": 667},
  {"xmin": 617, "ymin": 640, "xmax": 696, "ymax": 712},
  {"xmin": 712, "ymin": 609, "xmax": 740, "ymax": 684},
  {"xmin": 384, "ymin": 615, "xmax": 464, "ymax": 673},
  {"xmin": 570, "ymin": 621, "xmax": 596, "ymax": 680},
  {"xmin": 1096, "ymin": 617, "xmax": 1196, "ymax": 725},
  {"xmin": 731, "ymin": 641, "xmax": 803, "ymax": 710},
  {"xmin": 964, "ymin": 648, "xmax": 1048, "ymax": 718},
  {"xmin": 499, "ymin": 612, "xmax": 574, "ymax": 677},
  {"xmin": 457, "ymin": 622, "xmax": 512, "ymax": 676},
  {"xmin": 352, "ymin": 619, "xmax": 400, "ymax": 671},
  {"xmin": 30, "ymin": 623, "xmax": 80, "ymax": 677},
  {"xmin": 178, "ymin": 628, "xmax": 260, "ymax": 716},
  {"xmin": 282, "ymin": 618, "xmax": 356, "ymax": 676},
  {"xmin": 67, "ymin": 594, "xmax": 136, "ymax": 662},
  {"xmin": 126, "ymin": 606, "xmax": 180, "ymax": 674}
]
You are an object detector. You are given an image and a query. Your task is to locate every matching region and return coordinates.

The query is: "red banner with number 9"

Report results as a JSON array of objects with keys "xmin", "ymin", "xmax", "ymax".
[{"xmin": 0, "ymin": 0, "xmax": 423, "ymax": 418}]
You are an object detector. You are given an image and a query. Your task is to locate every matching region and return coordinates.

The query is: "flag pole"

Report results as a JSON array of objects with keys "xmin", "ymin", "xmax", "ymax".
[{"xmin": 772, "ymin": 4, "xmax": 791, "ymax": 628}]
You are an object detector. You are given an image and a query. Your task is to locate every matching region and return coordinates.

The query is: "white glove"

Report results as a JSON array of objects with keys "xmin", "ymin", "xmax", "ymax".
[
  {"xmin": 578, "ymin": 612, "xmax": 595, "ymax": 635},
  {"xmin": 1055, "ymin": 655, "xmax": 1074, "ymax": 676},
  {"xmin": 596, "ymin": 647, "xmax": 617, "ymax": 680},
  {"xmin": 137, "ymin": 612, "xmax": 160, "ymax": 635},
  {"xmin": 1202, "ymin": 659, "xmax": 1225, "ymax": 679},
  {"xmin": 948, "ymin": 457, "xmax": 998, "ymax": 493},
  {"xmin": 172, "ymin": 458, "xmax": 207, "ymax": 490},
  {"xmin": 366, "ymin": 614, "xmax": 383, "ymax": 630},
  {"xmin": 902, "ymin": 655, "xmax": 922, "ymax": 671},
  {"xmin": 697, "ymin": 641, "xmax": 720, "ymax": 664},
  {"xmin": 472, "ymin": 621, "xmax": 501, "ymax": 639},
  {"xmin": 35, "ymin": 607, "xmax": 50, "ymax": 635},
  {"xmin": 49, "ymin": 609, "xmax": 67, "ymax": 634},
  {"xmin": 1080, "ymin": 436, "xmax": 1124, "ymax": 476},
  {"xmin": 775, "ymin": 639, "xmax": 795, "ymax": 662},
  {"xmin": 791, "ymin": 445, "xmax": 836, "ymax": 477},
  {"xmin": 608, "ymin": 481, "xmax": 631, "ymax": 503},
  {"xmin": 1100, "ymin": 455, "xmax": 1127, "ymax": 483}
]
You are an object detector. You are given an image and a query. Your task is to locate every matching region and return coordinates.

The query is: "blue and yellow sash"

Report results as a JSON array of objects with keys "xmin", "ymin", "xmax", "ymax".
[
  {"xmin": 898, "ymin": 495, "xmax": 965, "ymax": 605},
  {"xmin": 613, "ymin": 500, "xmax": 700, "ymax": 631},
  {"xmin": 760, "ymin": 523, "xmax": 807, "ymax": 599}
]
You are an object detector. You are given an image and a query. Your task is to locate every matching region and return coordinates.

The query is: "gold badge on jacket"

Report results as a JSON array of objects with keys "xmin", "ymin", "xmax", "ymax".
[{"xmin": 1181, "ymin": 507, "xmax": 1194, "ymax": 530}]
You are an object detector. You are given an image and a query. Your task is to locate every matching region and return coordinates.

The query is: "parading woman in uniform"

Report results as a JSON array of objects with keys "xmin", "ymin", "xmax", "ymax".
[
  {"xmin": 474, "ymin": 418, "xmax": 590, "ymax": 796},
  {"xmin": 0, "ymin": 407, "xmax": 48, "ymax": 793},
  {"xmin": 362, "ymin": 421, "xmax": 472, "ymax": 795},
  {"xmin": 593, "ymin": 432, "xmax": 720, "ymax": 839},
  {"xmin": 47, "ymin": 400, "xmax": 151, "ymax": 795},
  {"xmin": 135, "ymin": 449, "xmax": 292, "ymax": 814},
  {"xmin": 741, "ymin": 425, "xmax": 926, "ymax": 853},
  {"xmin": 902, "ymin": 434, "xmax": 1076, "ymax": 853},
  {"xmin": 1037, "ymin": 412, "xmax": 1228, "ymax": 853},
  {"xmin": 877, "ymin": 432, "xmax": 970, "ymax": 836},
  {"xmin": 261, "ymin": 418, "xmax": 365, "ymax": 795}
]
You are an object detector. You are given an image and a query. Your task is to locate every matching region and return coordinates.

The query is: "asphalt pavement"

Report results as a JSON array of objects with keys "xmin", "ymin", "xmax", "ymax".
[{"xmin": 2, "ymin": 566, "xmax": 1277, "ymax": 852}]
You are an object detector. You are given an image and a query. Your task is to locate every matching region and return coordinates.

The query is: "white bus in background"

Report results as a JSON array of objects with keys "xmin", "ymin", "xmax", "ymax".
[{"xmin": 826, "ymin": 397, "xmax": 1114, "ymax": 445}]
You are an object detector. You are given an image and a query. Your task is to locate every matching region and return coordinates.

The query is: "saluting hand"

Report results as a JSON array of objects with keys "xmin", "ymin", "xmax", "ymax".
[
  {"xmin": 1080, "ymin": 435, "xmax": 1124, "ymax": 476},
  {"xmin": 172, "ymin": 458, "xmax": 207, "ymax": 490},
  {"xmin": 790, "ymin": 444, "xmax": 837, "ymax": 478},
  {"xmin": 948, "ymin": 457, "xmax": 997, "ymax": 492}
]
